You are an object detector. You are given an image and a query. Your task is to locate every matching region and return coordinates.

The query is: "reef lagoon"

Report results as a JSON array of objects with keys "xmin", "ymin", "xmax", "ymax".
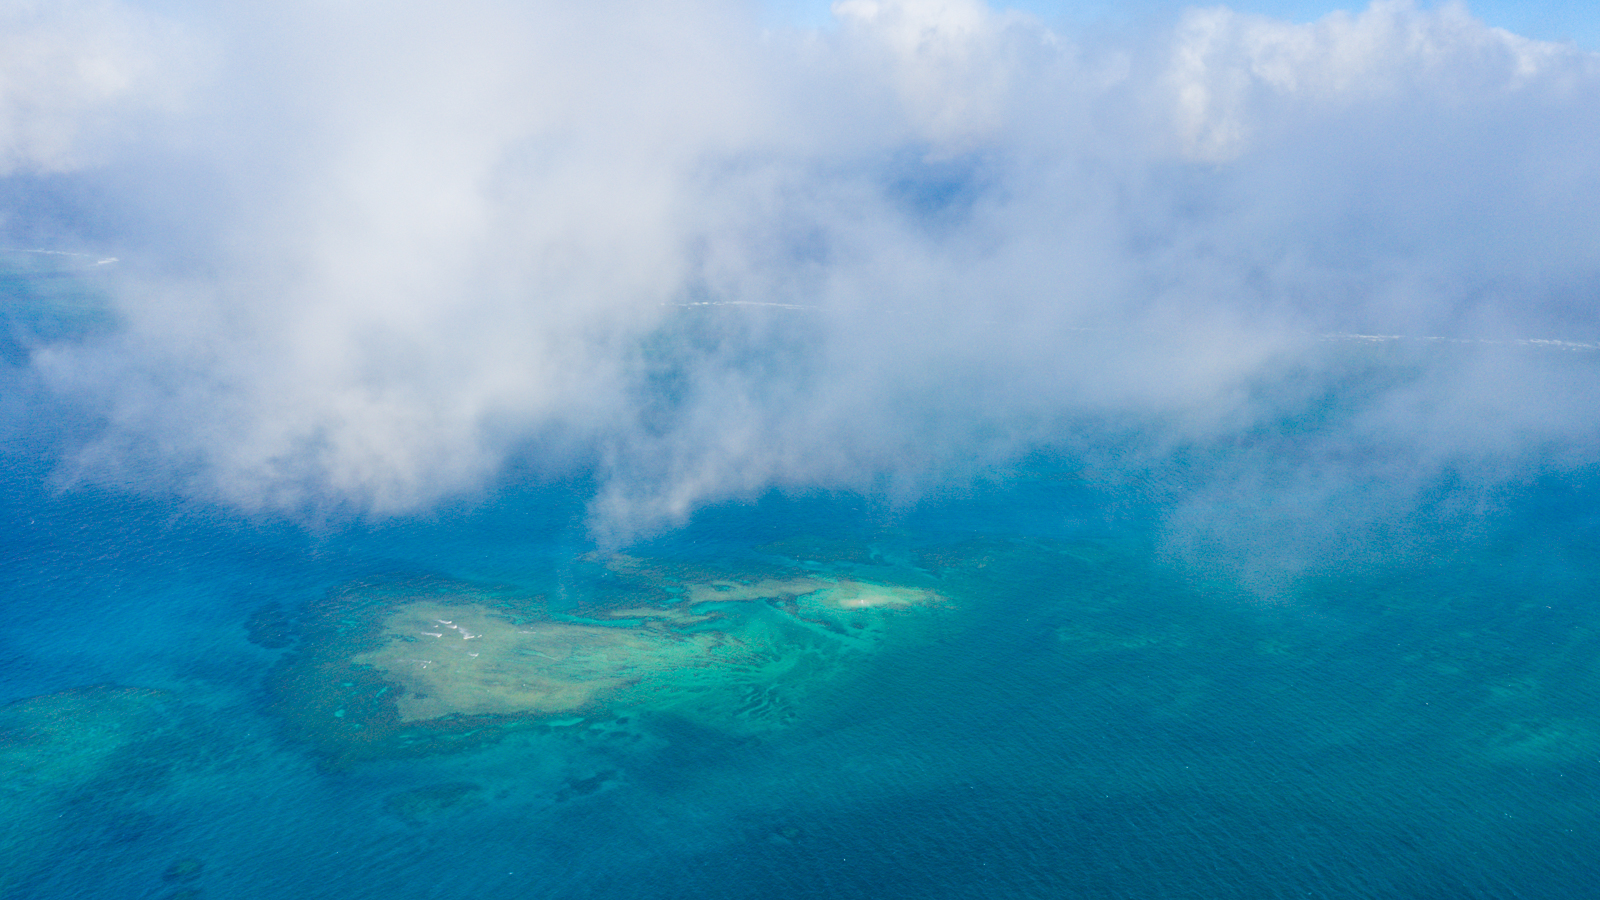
[{"xmin": 5, "ymin": 449, "xmax": 1600, "ymax": 899}]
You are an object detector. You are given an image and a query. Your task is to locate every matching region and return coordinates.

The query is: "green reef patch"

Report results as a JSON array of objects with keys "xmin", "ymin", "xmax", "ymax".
[
  {"xmin": 266, "ymin": 559, "xmax": 945, "ymax": 766},
  {"xmin": 383, "ymin": 782, "xmax": 487, "ymax": 825},
  {"xmin": 0, "ymin": 685, "xmax": 199, "ymax": 894}
]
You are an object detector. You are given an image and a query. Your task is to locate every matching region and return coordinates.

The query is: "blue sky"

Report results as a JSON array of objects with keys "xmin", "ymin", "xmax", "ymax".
[{"xmin": 762, "ymin": 0, "xmax": 1600, "ymax": 47}]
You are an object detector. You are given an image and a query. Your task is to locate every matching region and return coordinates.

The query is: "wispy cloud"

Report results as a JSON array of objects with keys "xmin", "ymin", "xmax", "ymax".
[
  {"xmin": 7, "ymin": 0, "xmax": 1599, "ymax": 569},
  {"xmin": 0, "ymin": 0, "xmax": 196, "ymax": 175}
]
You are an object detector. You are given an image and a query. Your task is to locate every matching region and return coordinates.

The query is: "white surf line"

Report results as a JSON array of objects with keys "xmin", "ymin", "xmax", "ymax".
[
  {"xmin": 433, "ymin": 620, "xmax": 481, "ymax": 640},
  {"xmin": 1046, "ymin": 325, "xmax": 1600, "ymax": 352},
  {"xmin": 1, "ymin": 248, "xmax": 94, "ymax": 256},
  {"xmin": 1314, "ymin": 332, "xmax": 1600, "ymax": 351},
  {"xmin": 666, "ymin": 300, "xmax": 816, "ymax": 310},
  {"xmin": 650, "ymin": 312, "xmax": 1597, "ymax": 350},
  {"xmin": 0, "ymin": 248, "xmax": 120, "ymax": 267}
]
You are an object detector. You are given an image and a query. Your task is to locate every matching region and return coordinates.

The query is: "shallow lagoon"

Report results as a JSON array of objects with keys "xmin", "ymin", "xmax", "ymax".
[{"xmin": 264, "ymin": 561, "xmax": 944, "ymax": 765}]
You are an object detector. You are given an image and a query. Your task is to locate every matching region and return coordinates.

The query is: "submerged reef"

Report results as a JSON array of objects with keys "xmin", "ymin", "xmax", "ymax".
[
  {"xmin": 383, "ymin": 782, "xmax": 487, "ymax": 825},
  {"xmin": 0, "ymin": 686, "xmax": 197, "ymax": 894},
  {"xmin": 266, "ymin": 559, "xmax": 943, "ymax": 766}
]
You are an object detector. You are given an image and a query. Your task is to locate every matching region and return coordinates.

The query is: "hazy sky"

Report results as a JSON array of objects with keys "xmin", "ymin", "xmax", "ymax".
[{"xmin": 3, "ymin": 0, "xmax": 1598, "ymax": 577}]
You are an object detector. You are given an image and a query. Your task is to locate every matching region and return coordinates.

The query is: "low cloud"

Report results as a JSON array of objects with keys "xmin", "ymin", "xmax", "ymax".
[
  {"xmin": 0, "ymin": 0, "xmax": 195, "ymax": 175},
  {"xmin": 7, "ymin": 0, "xmax": 1599, "ymax": 573}
]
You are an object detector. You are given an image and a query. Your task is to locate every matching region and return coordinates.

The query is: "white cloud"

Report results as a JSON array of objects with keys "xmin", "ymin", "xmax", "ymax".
[
  {"xmin": 1165, "ymin": 1, "xmax": 1598, "ymax": 160},
  {"xmin": 831, "ymin": 0, "xmax": 1051, "ymax": 146},
  {"xmin": 9, "ymin": 0, "xmax": 1600, "ymax": 562},
  {"xmin": 0, "ymin": 0, "xmax": 194, "ymax": 174}
]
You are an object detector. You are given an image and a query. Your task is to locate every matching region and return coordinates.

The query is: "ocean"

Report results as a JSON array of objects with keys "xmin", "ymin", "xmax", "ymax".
[{"xmin": 4, "ymin": 259, "xmax": 1600, "ymax": 899}]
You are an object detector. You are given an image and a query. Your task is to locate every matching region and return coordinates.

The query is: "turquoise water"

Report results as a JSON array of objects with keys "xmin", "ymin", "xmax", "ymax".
[
  {"xmin": 4, "ymin": 267, "xmax": 1600, "ymax": 898},
  {"xmin": 4, "ymin": 456, "xmax": 1600, "ymax": 899}
]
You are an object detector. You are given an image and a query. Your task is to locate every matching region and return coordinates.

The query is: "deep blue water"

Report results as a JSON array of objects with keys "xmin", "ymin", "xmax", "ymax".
[{"xmin": 5, "ymin": 263, "xmax": 1600, "ymax": 898}]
